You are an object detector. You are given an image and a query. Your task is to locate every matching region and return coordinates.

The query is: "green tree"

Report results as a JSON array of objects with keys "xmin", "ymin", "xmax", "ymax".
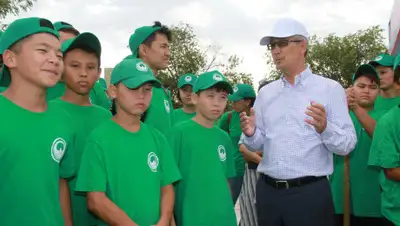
[
  {"xmin": 0, "ymin": 0, "xmax": 35, "ymax": 18},
  {"xmin": 265, "ymin": 26, "xmax": 387, "ymax": 87},
  {"xmin": 159, "ymin": 23, "xmax": 253, "ymax": 107}
]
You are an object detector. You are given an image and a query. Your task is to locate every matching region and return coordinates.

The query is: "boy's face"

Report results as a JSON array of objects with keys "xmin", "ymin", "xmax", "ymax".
[
  {"xmin": 375, "ymin": 66, "xmax": 394, "ymax": 90},
  {"xmin": 59, "ymin": 31, "xmax": 77, "ymax": 44},
  {"xmin": 63, "ymin": 49, "xmax": 100, "ymax": 96},
  {"xmin": 110, "ymin": 83, "xmax": 153, "ymax": 116},
  {"xmin": 4, "ymin": 33, "xmax": 63, "ymax": 88},
  {"xmin": 192, "ymin": 87, "xmax": 228, "ymax": 120},
  {"xmin": 353, "ymin": 76, "xmax": 379, "ymax": 108},
  {"xmin": 179, "ymin": 85, "xmax": 194, "ymax": 106}
]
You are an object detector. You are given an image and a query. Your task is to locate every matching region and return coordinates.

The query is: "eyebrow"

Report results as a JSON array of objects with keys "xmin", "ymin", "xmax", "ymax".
[{"xmin": 37, "ymin": 43, "xmax": 62, "ymax": 53}]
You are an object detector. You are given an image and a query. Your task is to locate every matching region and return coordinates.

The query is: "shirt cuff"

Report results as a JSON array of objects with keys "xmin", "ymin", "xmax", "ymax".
[
  {"xmin": 320, "ymin": 121, "xmax": 336, "ymax": 142},
  {"xmin": 244, "ymin": 128, "xmax": 261, "ymax": 147}
]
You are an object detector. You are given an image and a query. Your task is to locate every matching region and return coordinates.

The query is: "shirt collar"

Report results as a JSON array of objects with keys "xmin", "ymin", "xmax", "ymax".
[{"xmin": 280, "ymin": 67, "xmax": 312, "ymax": 87}]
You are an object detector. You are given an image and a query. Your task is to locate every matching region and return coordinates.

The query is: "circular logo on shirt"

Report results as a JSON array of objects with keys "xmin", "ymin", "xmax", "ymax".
[
  {"xmin": 148, "ymin": 152, "xmax": 159, "ymax": 172},
  {"xmin": 233, "ymin": 86, "xmax": 239, "ymax": 93},
  {"xmin": 375, "ymin": 56, "xmax": 383, "ymax": 61},
  {"xmin": 217, "ymin": 145, "xmax": 226, "ymax": 161},
  {"xmin": 136, "ymin": 62, "xmax": 148, "ymax": 72},
  {"xmin": 185, "ymin": 76, "xmax": 192, "ymax": 82},
  {"xmin": 164, "ymin": 100, "xmax": 170, "ymax": 113},
  {"xmin": 51, "ymin": 138, "xmax": 67, "ymax": 163},
  {"xmin": 213, "ymin": 74, "xmax": 223, "ymax": 81}
]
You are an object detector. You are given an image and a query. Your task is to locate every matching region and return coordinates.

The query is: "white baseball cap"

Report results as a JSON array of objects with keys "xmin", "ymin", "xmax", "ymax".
[{"xmin": 260, "ymin": 18, "xmax": 309, "ymax": 46}]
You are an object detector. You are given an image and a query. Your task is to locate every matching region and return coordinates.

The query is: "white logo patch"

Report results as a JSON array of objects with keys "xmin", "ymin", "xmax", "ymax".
[
  {"xmin": 164, "ymin": 100, "xmax": 170, "ymax": 113},
  {"xmin": 375, "ymin": 56, "xmax": 383, "ymax": 61},
  {"xmin": 51, "ymin": 138, "xmax": 67, "ymax": 163},
  {"xmin": 136, "ymin": 62, "xmax": 148, "ymax": 72},
  {"xmin": 213, "ymin": 74, "xmax": 223, "ymax": 81},
  {"xmin": 148, "ymin": 152, "xmax": 159, "ymax": 172},
  {"xmin": 185, "ymin": 76, "xmax": 192, "ymax": 82},
  {"xmin": 233, "ymin": 86, "xmax": 239, "ymax": 93},
  {"xmin": 217, "ymin": 145, "xmax": 226, "ymax": 161}
]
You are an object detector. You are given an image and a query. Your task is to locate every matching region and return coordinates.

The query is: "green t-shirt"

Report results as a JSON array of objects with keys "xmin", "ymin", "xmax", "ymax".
[
  {"xmin": 330, "ymin": 110, "xmax": 385, "ymax": 217},
  {"xmin": 374, "ymin": 95, "xmax": 400, "ymax": 111},
  {"xmin": 219, "ymin": 111, "xmax": 245, "ymax": 176},
  {"xmin": 75, "ymin": 119, "xmax": 181, "ymax": 226},
  {"xmin": 369, "ymin": 106, "xmax": 400, "ymax": 225},
  {"xmin": 47, "ymin": 82, "xmax": 111, "ymax": 110},
  {"xmin": 143, "ymin": 87, "xmax": 174, "ymax": 136},
  {"xmin": 51, "ymin": 98, "xmax": 111, "ymax": 226},
  {"xmin": 0, "ymin": 95, "xmax": 75, "ymax": 226},
  {"xmin": 170, "ymin": 120, "xmax": 237, "ymax": 226},
  {"xmin": 173, "ymin": 108, "xmax": 196, "ymax": 125}
]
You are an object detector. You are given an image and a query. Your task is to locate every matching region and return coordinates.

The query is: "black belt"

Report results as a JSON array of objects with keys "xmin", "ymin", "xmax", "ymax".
[{"xmin": 261, "ymin": 174, "xmax": 326, "ymax": 189}]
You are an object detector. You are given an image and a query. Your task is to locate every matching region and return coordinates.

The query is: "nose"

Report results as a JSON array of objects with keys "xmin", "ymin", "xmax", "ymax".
[
  {"xmin": 165, "ymin": 47, "xmax": 171, "ymax": 57},
  {"xmin": 79, "ymin": 68, "xmax": 88, "ymax": 78}
]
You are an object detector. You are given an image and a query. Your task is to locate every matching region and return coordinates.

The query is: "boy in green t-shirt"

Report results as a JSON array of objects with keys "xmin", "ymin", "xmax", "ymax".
[
  {"xmin": 0, "ymin": 17, "xmax": 75, "ymax": 226},
  {"xmin": 331, "ymin": 64, "xmax": 391, "ymax": 226},
  {"xmin": 369, "ymin": 54, "xmax": 400, "ymax": 111},
  {"xmin": 75, "ymin": 58, "xmax": 181, "ymax": 226},
  {"xmin": 51, "ymin": 32, "xmax": 112, "ymax": 226},
  {"xmin": 170, "ymin": 70, "xmax": 237, "ymax": 226},
  {"xmin": 173, "ymin": 73, "xmax": 198, "ymax": 125}
]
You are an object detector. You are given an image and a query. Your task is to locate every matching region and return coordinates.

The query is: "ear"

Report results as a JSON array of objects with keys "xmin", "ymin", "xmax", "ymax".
[
  {"xmin": 191, "ymin": 93, "xmax": 198, "ymax": 105},
  {"xmin": 3, "ymin": 50, "xmax": 17, "ymax": 69},
  {"xmin": 138, "ymin": 44, "xmax": 147, "ymax": 58},
  {"xmin": 244, "ymin": 99, "xmax": 251, "ymax": 106},
  {"xmin": 108, "ymin": 84, "xmax": 117, "ymax": 99}
]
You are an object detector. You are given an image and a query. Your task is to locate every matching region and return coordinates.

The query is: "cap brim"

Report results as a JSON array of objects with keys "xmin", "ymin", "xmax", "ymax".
[
  {"xmin": 228, "ymin": 93, "xmax": 243, "ymax": 101},
  {"xmin": 62, "ymin": 32, "xmax": 101, "ymax": 57},
  {"xmin": 178, "ymin": 83, "xmax": 193, "ymax": 89},
  {"xmin": 208, "ymin": 81, "xmax": 233, "ymax": 94},
  {"xmin": 260, "ymin": 34, "xmax": 293, "ymax": 46},
  {"xmin": 122, "ymin": 76, "xmax": 161, "ymax": 89}
]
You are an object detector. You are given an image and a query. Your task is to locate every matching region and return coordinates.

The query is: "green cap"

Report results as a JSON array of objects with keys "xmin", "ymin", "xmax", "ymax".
[
  {"xmin": 53, "ymin": 21, "xmax": 79, "ymax": 35},
  {"xmin": 193, "ymin": 70, "xmax": 233, "ymax": 94},
  {"xmin": 369, "ymin": 54, "xmax": 395, "ymax": 67},
  {"xmin": 352, "ymin": 64, "xmax": 380, "ymax": 83},
  {"xmin": 61, "ymin": 32, "xmax": 101, "ymax": 58},
  {"xmin": 98, "ymin": 78, "xmax": 107, "ymax": 90},
  {"xmin": 0, "ymin": 17, "xmax": 59, "ymax": 87},
  {"xmin": 110, "ymin": 58, "xmax": 161, "ymax": 89},
  {"xmin": 129, "ymin": 25, "xmax": 161, "ymax": 57},
  {"xmin": 228, "ymin": 84, "xmax": 256, "ymax": 101},
  {"xmin": 178, "ymin": 74, "xmax": 198, "ymax": 88}
]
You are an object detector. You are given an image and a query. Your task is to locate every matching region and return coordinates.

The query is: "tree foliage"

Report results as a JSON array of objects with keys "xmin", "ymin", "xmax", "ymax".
[
  {"xmin": 0, "ymin": 0, "xmax": 35, "ymax": 19},
  {"xmin": 158, "ymin": 23, "xmax": 253, "ymax": 107},
  {"xmin": 265, "ymin": 26, "xmax": 387, "ymax": 87}
]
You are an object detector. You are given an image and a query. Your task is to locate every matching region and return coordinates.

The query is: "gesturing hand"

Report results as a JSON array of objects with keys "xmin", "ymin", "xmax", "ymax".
[
  {"xmin": 345, "ymin": 87, "xmax": 357, "ymax": 110},
  {"xmin": 240, "ymin": 108, "xmax": 256, "ymax": 137},
  {"xmin": 305, "ymin": 101, "xmax": 327, "ymax": 134}
]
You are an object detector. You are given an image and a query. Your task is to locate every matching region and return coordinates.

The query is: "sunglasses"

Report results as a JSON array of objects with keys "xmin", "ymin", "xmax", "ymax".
[{"xmin": 267, "ymin": 40, "xmax": 303, "ymax": 50}]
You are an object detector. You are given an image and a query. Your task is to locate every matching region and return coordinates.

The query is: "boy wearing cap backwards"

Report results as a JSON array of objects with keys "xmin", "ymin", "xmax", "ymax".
[
  {"xmin": 368, "ymin": 59, "xmax": 400, "ymax": 226},
  {"xmin": 369, "ymin": 54, "xmax": 400, "ymax": 111},
  {"xmin": 75, "ymin": 58, "xmax": 181, "ymax": 226},
  {"xmin": 219, "ymin": 83, "xmax": 256, "ymax": 204},
  {"xmin": 170, "ymin": 70, "xmax": 237, "ymax": 226},
  {"xmin": 332, "ymin": 64, "xmax": 391, "ymax": 226},
  {"xmin": 0, "ymin": 17, "xmax": 74, "ymax": 226},
  {"xmin": 51, "ymin": 32, "xmax": 112, "ymax": 226},
  {"xmin": 128, "ymin": 21, "xmax": 174, "ymax": 136},
  {"xmin": 173, "ymin": 73, "xmax": 198, "ymax": 124}
]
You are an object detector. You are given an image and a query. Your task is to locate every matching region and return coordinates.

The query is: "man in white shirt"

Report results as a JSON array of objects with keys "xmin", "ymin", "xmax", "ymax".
[{"xmin": 240, "ymin": 18, "xmax": 357, "ymax": 226}]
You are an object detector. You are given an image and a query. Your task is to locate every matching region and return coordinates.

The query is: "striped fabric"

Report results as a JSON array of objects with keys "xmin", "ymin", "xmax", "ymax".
[{"xmin": 239, "ymin": 164, "xmax": 259, "ymax": 226}]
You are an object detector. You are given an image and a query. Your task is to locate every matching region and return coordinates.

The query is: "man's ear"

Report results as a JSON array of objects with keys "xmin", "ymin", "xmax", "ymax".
[
  {"xmin": 2, "ymin": 50, "xmax": 17, "ymax": 69},
  {"xmin": 138, "ymin": 44, "xmax": 148, "ymax": 58}
]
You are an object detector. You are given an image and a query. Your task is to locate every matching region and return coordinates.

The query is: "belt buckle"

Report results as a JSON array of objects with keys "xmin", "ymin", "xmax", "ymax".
[{"xmin": 276, "ymin": 180, "xmax": 289, "ymax": 189}]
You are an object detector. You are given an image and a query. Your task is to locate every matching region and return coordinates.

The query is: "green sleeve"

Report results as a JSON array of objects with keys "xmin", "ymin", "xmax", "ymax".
[
  {"xmin": 157, "ymin": 132, "xmax": 181, "ymax": 186},
  {"xmin": 75, "ymin": 140, "xmax": 107, "ymax": 192},
  {"xmin": 225, "ymin": 135, "xmax": 236, "ymax": 178},
  {"xmin": 218, "ymin": 112, "xmax": 229, "ymax": 132},
  {"xmin": 59, "ymin": 135, "xmax": 76, "ymax": 179},
  {"xmin": 369, "ymin": 115, "xmax": 400, "ymax": 168}
]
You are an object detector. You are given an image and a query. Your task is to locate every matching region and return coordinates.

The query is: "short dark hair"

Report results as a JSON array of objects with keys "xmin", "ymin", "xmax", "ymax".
[
  {"xmin": 196, "ymin": 83, "xmax": 231, "ymax": 95},
  {"xmin": 354, "ymin": 74, "xmax": 380, "ymax": 86},
  {"xmin": 244, "ymin": 98, "xmax": 256, "ymax": 107},
  {"xmin": 59, "ymin": 27, "xmax": 80, "ymax": 36},
  {"xmin": 258, "ymin": 79, "xmax": 271, "ymax": 91},
  {"xmin": 393, "ymin": 67, "xmax": 400, "ymax": 84},
  {"xmin": 142, "ymin": 21, "xmax": 172, "ymax": 46},
  {"xmin": 64, "ymin": 44, "xmax": 101, "ymax": 67}
]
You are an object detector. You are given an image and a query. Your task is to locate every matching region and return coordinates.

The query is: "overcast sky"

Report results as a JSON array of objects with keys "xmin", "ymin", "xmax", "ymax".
[{"xmin": 3, "ymin": 0, "xmax": 395, "ymax": 84}]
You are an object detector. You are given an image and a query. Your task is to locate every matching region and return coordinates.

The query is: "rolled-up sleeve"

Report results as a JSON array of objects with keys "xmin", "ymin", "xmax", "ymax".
[
  {"xmin": 321, "ymin": 82, "xmax": 357, "ymax": 155},
  {"xmin": 244, "ymin": 91, "xmax": 266, "ymax": 150}
]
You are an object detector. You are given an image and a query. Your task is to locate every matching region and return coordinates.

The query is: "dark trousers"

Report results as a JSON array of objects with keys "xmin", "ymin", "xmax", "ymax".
[
  {"xmin": 229, "ymin": 175, "xmax": 244, "ymax": 205},
  {"xmin": 334, "ymin": 214, "xmax": 395, "ymax": 226},
  {"xmin": 256, "ymin": 175, "xmax": 335, "ymax": 226}
]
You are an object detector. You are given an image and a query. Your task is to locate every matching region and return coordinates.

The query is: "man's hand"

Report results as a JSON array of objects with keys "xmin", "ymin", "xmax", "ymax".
[
  {"xmin": 240, "ymin": 108, "xmax": 256, "ymax": 137},
  {"xmin": 256, "ymin": 151, "xmax": 263, "ymax": 157},
  {"xmin": 345, "ymin": 87, "xmax": 358, "ymax": 110},
  {"xmin": 305, "ymin": 101, "xmax": 327, "ymax": 134}
]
